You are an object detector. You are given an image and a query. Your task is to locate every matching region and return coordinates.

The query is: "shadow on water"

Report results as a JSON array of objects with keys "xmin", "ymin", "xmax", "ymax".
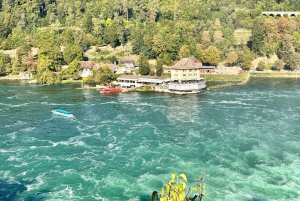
[
  {"xmin": 0, "ymin": 179, "xmax": 50, "ymax": 201},
  {"xmin": 24, "ymin": 189, "xmax": 51, "ymax": 201},
  {"xmin": 247, "ymin": 197, "xmax": 268, "ymax": 201},
  {"xmin": 140, "ymin": 195, "xmax": 154, "ymax": 201},
  {"xmin": 0, "ymin": 179, "xmax": 27, "ymax": 201}
]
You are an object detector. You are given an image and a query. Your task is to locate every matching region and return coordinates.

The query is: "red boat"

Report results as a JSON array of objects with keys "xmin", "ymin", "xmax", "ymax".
[{"xmin": 100, "ymin": 88, "xmax": 122, "ymax": 94}]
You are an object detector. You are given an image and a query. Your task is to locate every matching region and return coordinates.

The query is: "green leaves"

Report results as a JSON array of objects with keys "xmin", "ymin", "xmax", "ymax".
[
  {"xmin": 63, "ymin": 44, "xmax": 84, "ymax": 64},
  {"xmin": 202, "ymin": 46, "xmax": 220, "ymax": 66},
  {"xmin": 138, "ymin": 53, "xmax": 150, "ymax": 75}
]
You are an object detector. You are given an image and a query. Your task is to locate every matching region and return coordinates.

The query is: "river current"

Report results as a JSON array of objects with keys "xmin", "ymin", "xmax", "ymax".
[{"xmin": 0, "ymin": 78, "xmax": 300, "ymax": 201}]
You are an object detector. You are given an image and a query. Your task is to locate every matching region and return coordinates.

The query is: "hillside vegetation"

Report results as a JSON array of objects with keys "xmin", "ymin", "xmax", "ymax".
[{"xmin": 0, "ymin": 0, "xmax": 300, "ymax": 84}]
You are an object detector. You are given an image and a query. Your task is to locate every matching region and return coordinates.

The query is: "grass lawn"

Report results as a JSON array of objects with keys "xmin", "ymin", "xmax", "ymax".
[{"xmin": 202, "ymin": 72, "xmax": 248, "ymax": 81}]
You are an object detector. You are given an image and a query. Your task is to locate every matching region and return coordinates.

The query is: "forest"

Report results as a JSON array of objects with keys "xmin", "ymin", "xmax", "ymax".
[{"xmin": 0, "ymin": 0, "xmax": 300, "ymax": 84}]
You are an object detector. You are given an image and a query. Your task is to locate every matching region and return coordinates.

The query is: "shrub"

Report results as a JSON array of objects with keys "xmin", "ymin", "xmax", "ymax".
[{"xmin": 151, "ymin": 173, "xmax": 206, "ymax": 201}]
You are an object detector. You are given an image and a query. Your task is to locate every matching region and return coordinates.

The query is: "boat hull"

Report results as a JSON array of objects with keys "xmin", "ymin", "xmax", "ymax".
[
  {"xmin": 52, "ymin": 110, "xmax": 74, "ymax": 117},
  {"xmin": 100, "ymin": 88, "xmax": 122, "ymax": 94}
]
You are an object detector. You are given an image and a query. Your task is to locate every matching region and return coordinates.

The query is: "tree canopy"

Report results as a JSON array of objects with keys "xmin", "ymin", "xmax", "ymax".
[{"xmin": 1, "ymin": 0, "xmax": 300, "ymax": 82}]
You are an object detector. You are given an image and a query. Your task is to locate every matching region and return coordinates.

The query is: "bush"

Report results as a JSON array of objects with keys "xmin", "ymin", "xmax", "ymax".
[
  {"xmin": 256, "ymin": 61, "xmax": 266, "ymax": 71},
  {"xmin": 151, "ymin": 173, "xmax": 206, "ymax": 201}
]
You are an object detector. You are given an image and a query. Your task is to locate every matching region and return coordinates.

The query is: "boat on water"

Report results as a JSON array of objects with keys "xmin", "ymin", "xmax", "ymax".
[
  {"xmin": 100, "ymin": 88, "xmax": 122, "ymax": 94},
  {"xmin": 52, "ymin": 109, "xmax": 74, "ymax": 117}
]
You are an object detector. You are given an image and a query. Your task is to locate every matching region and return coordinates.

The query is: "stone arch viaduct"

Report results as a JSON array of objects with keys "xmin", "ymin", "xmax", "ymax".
[{"xmin": 262, "ymin": 11, "xmax": 300, "ymax": 17}]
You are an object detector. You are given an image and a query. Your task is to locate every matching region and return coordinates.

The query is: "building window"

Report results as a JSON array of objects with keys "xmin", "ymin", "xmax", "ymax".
[{"xmin": 183, "ymin": 74, "xmax": 186, "ymax": 77}]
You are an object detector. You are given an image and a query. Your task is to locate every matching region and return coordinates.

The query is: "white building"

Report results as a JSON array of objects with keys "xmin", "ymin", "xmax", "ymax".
[
  {"xmin": 117, "ymin": 75, "xmax": 170, "ymax": 88},
  {"xmin": 79, "ymin": 61, "xmax": 93, "ymax": 77},
  {"xmin": 168, "ymin": 57, "xmax": 206, "ymax": 92}
]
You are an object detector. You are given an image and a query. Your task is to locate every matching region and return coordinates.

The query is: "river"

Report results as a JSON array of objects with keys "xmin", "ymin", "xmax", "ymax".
[{"xmin": 0, "ymin": 78, "xmax": 299, "ymax": 200}]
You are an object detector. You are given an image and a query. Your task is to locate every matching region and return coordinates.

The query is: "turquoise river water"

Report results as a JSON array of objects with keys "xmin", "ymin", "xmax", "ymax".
[{"xmin": 0, "ymin": 78, "xmax": 300, "ymax": 201}]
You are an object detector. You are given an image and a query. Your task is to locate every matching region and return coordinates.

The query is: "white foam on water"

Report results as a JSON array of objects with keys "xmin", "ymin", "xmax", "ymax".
[
  {"xmin": 20, "ymin": 127, "xmax": 36, "ymax": 132},
  {"xmin": 7, "ymin": 94, "xmax": 21, "ymax": 99},
  {"xmin": 50, "ymin": 185, "xmax": 76, "ymax": 199},
  {"xmin": 26, "ymin": 173, "xmax": 45, "ymax": 191},
  {"xmin": 19, "ymin": 171, "xmax": 27, "ymax": 176},
  {"xmin": 5, "ymin": 120, "xmax": 27, "ymax": 127},
  {"xmin": 0, "ymin": 149, "xmax": 15, "ymax": 153},
  {"xmin": 14, "ymin": 162, "xmax": 28, "ymax": 168},
  {"xmin": 7, "ymin": 155, "xmax": 21, "ymax": 162}
]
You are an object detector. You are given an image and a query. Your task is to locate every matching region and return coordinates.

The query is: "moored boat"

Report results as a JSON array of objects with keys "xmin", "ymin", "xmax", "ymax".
[
  {"xmin": 52, "ymin": 109, "xmax": 74, "ymax": 117},
  {"xmin": 100, "ymin": 88, "xmax": 122, "ymax": 94}
]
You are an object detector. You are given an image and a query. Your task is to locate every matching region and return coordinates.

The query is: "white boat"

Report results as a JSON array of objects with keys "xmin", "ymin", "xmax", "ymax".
[{"xmin": 52, "ymin": 109, "xmax": 74, "ymax": 117}]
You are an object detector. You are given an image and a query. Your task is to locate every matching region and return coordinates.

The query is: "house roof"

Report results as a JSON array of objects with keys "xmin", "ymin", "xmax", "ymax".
[
  {"xmin": 79, "ymin": 61, "xmax": 93, "ymax": 69},
  {"xmin": 104, "ymin": 64, "xmax": 115, "ymax": 72},
  {"xmin": 190, "ymin": 56, "xmax": 202, "ymax": 64},
  {"xmin": 171, "ymin": 57, "xmax": 202, "ymax": 70},
  {"xmin": 120, "ymin": 59, "xmax": 134, "ymax": 64}
]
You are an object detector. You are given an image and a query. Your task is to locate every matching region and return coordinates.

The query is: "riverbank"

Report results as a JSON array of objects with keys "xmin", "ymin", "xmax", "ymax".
[
  {"xmin": 250, "ymin": 71, "xmax": 300, "ymax": 78},
  {"xmin": 206, "ymin": 72, "xmax": 251, "ymax": 90},
  {"xmin": 0, "ymin": 75, "xmax": 30, "ymax": 80},
  {"xmin": 2, "ymin": 71, "xmax": 300, "ymax": 93}
]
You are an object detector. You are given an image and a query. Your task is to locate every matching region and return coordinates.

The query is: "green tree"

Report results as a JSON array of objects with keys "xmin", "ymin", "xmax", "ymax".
[
  {"xmin": 67, "ymin": 60, "xmax": 81, "ymax": 80},
  {"xmin": 11, "ymin": 59, "xmax": 24, "ymax": 75},
  {"xmin": 0, "ymin": 52, "xmax": 11, "ymax": 75},
  {"xmin": 38, "ymin": 45, "xmax": 62, "ymax": 72},
  {"xmin": 293, "ymin": 32, "xmax": 300, "ymax": 52},
  {"xmin": 155, "ymin": 58, "xmax": 163, "ymax": 77},
  {"xmin": 202, "ymin": 46, "xmax": 220, "ymax": 66},
  {"xmin": 242, "ymin": 54, "xmax": 253, "ymax": 71},
  {"xmin": 162, "ymin": 53, "xmax": 172, "ymax": 65},
  {"xmin": 138, "ymin": 53, "xmax": 150, "ymax": 75},
  {"xmin": 251, "ymin": 17, "xmax": 267, "ymax": 56},
  {"xmin": 273, "ymin": 59, "xmax": 284, "ymax": 71},
  {"xmin": 92, "ymin": 65, "xmax": 114, "ymax": 85},
  {"xmin": 63, "ymin": 44, "xmax": 84, "ymax": 64},
  {"xmin": 256, "ymin": 61, "xmax": 266, "ymax": 71},
  {"xmin": 285, "ymin": 52, "xmax": 300, "ymax": 71},
  {"xmin": 179, "ymin": 45, "xmax": 191, "ymax": 58},
  {"xmin": 194, "ymin": 45, "xmax": 203, "ymax": 61},
  {"xmin": 225, "ymin": 51, "xmax": 238, "ymax": 67},
  {"xmin": 38, "ymin": 70, "xmax": 56, "ymax": 84},
  {"xmin": 103, "ymin": 18, "xmax": 119, "ymax": 48},
  {"xmin": 131, "ymin": 25, "xmax": 145, "ymax": 54}
]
